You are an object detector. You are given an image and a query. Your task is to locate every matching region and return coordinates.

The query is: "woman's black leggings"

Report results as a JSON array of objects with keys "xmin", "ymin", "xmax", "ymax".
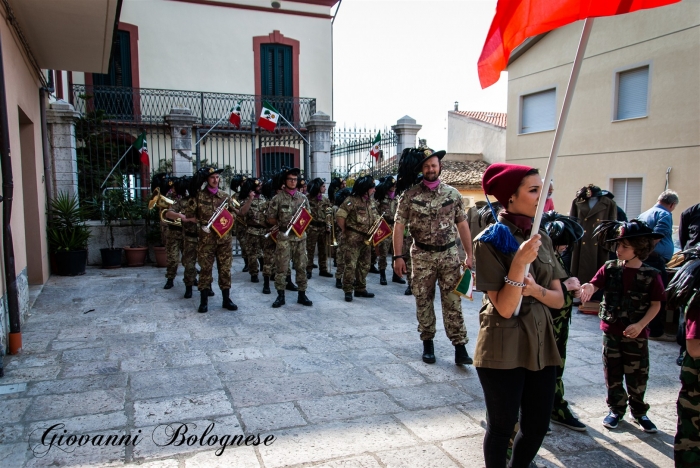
[{"xmin": 476, "ymin": 366, "xmax": 557, "ymax": 468}]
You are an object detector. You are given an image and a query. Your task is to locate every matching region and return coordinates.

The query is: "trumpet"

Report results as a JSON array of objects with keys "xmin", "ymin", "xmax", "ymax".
[
  {"xmin": 364, "ymin": 211, "xmax": 386, "ymax": 245},
  {"xmin": 202, "ymin": 199, "xmax": 230, "ymax": 234},
  {"xmin": 325, "ymin": 207, "xmax": 338, "ymax": 248},
  {"xmin": 148, "ymin": 187, "xmax": 181, "ymax": 227},
  {"xmin": 284, "ymin": 204, "xmax": 306, "ymax": 236}
]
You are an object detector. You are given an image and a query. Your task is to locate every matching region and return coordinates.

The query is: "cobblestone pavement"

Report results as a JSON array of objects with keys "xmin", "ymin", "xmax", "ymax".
[{"xmin": 0, "ymin": 263, "xmax": 682, "ymax": 467}]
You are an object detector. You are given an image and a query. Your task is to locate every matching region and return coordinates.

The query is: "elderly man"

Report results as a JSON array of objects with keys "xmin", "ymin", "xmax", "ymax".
[{"xmin": 638, "ymin": 189, "xmax": 679, "ymax": 339}]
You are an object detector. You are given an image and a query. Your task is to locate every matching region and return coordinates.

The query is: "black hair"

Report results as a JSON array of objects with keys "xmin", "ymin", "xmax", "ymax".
[
  {"xmin": 308, "ymin": 178, "xmax": 324, "ymax": 198},
  {"xmin": 328, "ymin": 177, "xmax": 344, "ymax": 202},
  {"xmin": 334, "ymin": 187, "xmax": 351, "ymax": 207}
]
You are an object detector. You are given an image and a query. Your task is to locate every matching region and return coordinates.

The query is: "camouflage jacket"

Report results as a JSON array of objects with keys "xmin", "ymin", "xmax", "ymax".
[
  {"xmin": 306, "ymin": 195, "xmax": 332, "ymax": 230},
  {"xmin": 196, "ymin": 188, "xmax": 234, "ymax": 242},
  {"xmin": 245, "ymin": 195, "xmax": 269, "ymax": 235},
  {"xmin": 599, "ymin": 259, "xmax": 660, "ymax": 324},
  {"xmin": 170, "ymin": 196, "xmax": 199, "ymax": 235},
  {"xmin": 336, "ymin": 195, "xmax": 378, "ymax": 235},
  {"xmin": 395, "ymin": 182, "xmax": 466, "ymax": 247},
  {"xmin": 377, "ymin": 197, "xmax": 398, "ymax": 226},
  {"xmin": 266, "ymin": 190, "xmax": 310, "ymax": 242}
]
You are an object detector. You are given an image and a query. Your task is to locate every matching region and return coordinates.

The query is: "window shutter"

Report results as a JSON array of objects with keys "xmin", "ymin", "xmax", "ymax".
[
  {"xmin": 521, "ymin": 89, "xmax": 556, "ymax": 134},
  {"xmin": 616, "ymin": 67, "xmax": 648, "ymax": 120},
  {"xmin": 260, "ymin": 44, "xmax": 292, "ymax": 97},
  {"xmin": 612, "ymin": 178, "xmax": 643, "ymax": 218}
]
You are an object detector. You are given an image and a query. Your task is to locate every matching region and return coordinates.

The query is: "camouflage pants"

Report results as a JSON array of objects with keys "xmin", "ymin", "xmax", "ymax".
[
  {"xmin": 165, "ymin": 228, "xmax": 183, "ymax": 280},
  {"xmin": 181, "ymin": 235, "xmax": 198, "ymax": 287},
  {"xmin": 274, "ymin": 239, "xmax": 308, "ymax": 292},
  {"xmin": 335, "ymin": 232, "xmax": 346, "ymax": 280},
  {"xmin": 235, "ymin": 223, "xmax": 248, "ymax": 260},
  {"xmin": 551, "ymin": 296, "xmax": 574, "ymax": 421},
  {"xmin": 602, "ymin": 332, "xmax": 650, "ymax": 418},
  {"xmin": 263, "ymin": 236, "xmax": 276, "ymax": 278},
  {"xmin": 377, "ymin": 236, "xmax": 392, "ymax": 270},
  {"xmin": 197, "ymin": 235, "xmax": 232, "ymax": 291},
  {"xmin": 306, "ymin": 226, "xmax": 329, "ymax": 273},
  {"xmin": 675, "ymin": 353, "xmax": 700, "ymax": 467},
  {"xmin": 403, "ymin": 234, "xmax": 413, "ymax": 286},
  {"xmin": 342, "ymin": 230, "xmax": 370, "ymax": 293},
  {"xmin": 245, "ymin": 229, "xmax": 265, "ymax": 276},
  {"xmin": 410, "ymin": 245, "xmax": 467, "ymax": 345}
]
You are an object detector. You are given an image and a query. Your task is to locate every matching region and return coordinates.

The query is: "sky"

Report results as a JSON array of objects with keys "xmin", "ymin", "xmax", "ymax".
[{"xmin": 331, "ymin": 0, "xmax": 508, "ymax": 150}]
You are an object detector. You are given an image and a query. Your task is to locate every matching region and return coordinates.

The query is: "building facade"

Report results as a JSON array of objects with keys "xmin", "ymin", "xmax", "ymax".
[
  {"xmin": 505, "ymin": 1, "xmax": 699, "ymax": 222},
  {"xmin": 447, "ymin": 109, "xmax": 506, "ymax": 164}
]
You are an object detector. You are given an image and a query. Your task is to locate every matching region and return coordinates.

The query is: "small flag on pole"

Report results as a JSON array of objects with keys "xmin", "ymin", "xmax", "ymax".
[
  {"xmin": 211, "ymin": 209, "xmax": 235, "ymax": 238},
  {"xmin": 228, "ymin": 101, "xmax": 242, "ymax": 128},
  {"xmin": 257, "ymin": 102, "xmax": 280, "ymax": 132},
  {"xmin": 134, "ymin": 132, "xmax": 149, "ymax": 166},
  {"xmin": 372, "ymin": 218, "xmax": 392, "ymax": 246},
  {"xmin": 369, "ymin": 132, "xmax": 381, "ymax": 161},
  {"xmin": 453, "ymin": 268, "xmax": 474, "ymax": 301},
  {"xmin": 290, "ymin": 207, "xmax": 313, "ymax": 238}
]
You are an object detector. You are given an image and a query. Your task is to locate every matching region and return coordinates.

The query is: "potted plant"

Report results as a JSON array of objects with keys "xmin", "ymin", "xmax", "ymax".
[
  {"xmin": 122, "ymin": 197, "xmax": 149, "ymax": 267},
  {"xmin": 95, "ymin": 188, "xmax": 128, "ymax": 268},
  {"xmin": 47, "ymin": 192, "xmax": 91, "ymax": 276},
  {"xmin": 146, "ymin": 205, "xmax": 168, "ymax": 267}
]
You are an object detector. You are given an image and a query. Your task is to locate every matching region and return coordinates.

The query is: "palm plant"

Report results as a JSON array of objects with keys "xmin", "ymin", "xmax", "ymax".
[{"xmin": 47, "ymin": 192, "xmax": 91, "ymax": 253}]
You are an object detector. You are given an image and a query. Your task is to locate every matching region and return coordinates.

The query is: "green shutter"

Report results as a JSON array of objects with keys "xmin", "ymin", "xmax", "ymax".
[{"xmin": 260, "ymin": 44, "xmax": 292, "ymax": 97}]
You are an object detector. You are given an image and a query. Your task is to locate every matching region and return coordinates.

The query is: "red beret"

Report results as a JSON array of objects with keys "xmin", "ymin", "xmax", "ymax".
[{"xmin": 482, "ymin": 163, "xmax": 534, "ymax": 207}]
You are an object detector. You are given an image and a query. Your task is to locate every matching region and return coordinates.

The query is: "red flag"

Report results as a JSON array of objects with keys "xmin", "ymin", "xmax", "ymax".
[
  {"xmin": 211, "ymin": 209, "xmax": 234, "ymax": 238},
  {"xmin": 228, "ymin": 101, "xmax": 242, "ymax": 128},
  {"xmin": 290, "ymin": 207, "xmax": 312, "ymax": 238},
  {"xmin": 478, "ymin": 0, "xmax": 681, "ymax": 88},
  {"xmin": 372, "ymin": 218, "xmax": 392, "ymax": 246}
]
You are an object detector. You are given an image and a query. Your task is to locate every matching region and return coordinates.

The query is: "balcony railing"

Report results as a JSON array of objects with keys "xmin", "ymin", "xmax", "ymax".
[{"xmin": 71, "ymin": 85, "xmax": 316, "ymax": 128}]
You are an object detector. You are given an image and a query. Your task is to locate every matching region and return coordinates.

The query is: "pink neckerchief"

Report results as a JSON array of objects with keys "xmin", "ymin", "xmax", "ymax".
[
  {"xmin": 254, "ymin": 193, "xmax": 261, "ymax": 199},
  {"xmin": 206, "ymin": 186, "xmax": 218, "ymax": 195},
  {"xmin": 362, "ymin": 194, "xmax": 369, "ymax": 202},
  {"xmin": 422, "ymin": 178, "xmax": 440, "ymax": 190},
  {"xmin": 285, "ymin": 188, "xmax": 296, "ymax": 196},
  {"xmin": 317, "ymin": 194, "xmax": 323, "ymax": 201},
  {"xmin": 387, "ymin": 191, "xmax": 395, "ymax": 200}
]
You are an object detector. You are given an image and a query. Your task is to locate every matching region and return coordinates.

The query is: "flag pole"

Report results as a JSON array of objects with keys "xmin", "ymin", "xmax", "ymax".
[
  {"xmin": 514, "ymin": 18, "xmax": 594, "ymax": 316},
  {"xmin": 275, "ymin": 111, "xmax": 309, "ymax": 146},
  {"xmin": 195, "ymin": 111, "xmax": 231, "ymax": 147},
  {"xmin": 100, "ymin": 143, "xmax": 134, "ymax": 189}
]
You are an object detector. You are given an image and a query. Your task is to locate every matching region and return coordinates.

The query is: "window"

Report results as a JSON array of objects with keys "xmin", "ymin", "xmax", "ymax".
[
  {"xmin": 260, "ymin": 44, "xmax": 293, "ymax": 125},
  {"xmin": 615, "ymin": 66, "xmax": 649, "ymax": 120},
  {"xmin": 92, "ymin": 30, "xmax": 133, "ymax": 119},
  {"xmin": 612, "ymin": 178, "xmax": 643, "ymax": 218},
  {"xmin": 520, "ymin": 89, "xmax": 556, "ymax": 134},
  {"xmin": 262, "ymin": 151, "xmax": 294, "ymax": 178}
]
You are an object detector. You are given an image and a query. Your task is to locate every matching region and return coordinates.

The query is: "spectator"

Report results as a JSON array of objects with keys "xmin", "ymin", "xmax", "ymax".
[
  {"xmin": 544, "ymin": 181, "xmax": 555, "ymax": 212},
  {"xmin": 679, "ymin": 202, "xmax": 700, "ymax": 250}
]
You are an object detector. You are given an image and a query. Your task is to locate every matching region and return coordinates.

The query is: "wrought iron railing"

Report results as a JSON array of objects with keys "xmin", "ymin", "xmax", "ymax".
[
  {"xmin": 72, "ymin": 85, "xmax": 316, "ymax": 128},
  {"xmin": 331, "ymin": 126, "xmax": 398, "ymax": 179}
]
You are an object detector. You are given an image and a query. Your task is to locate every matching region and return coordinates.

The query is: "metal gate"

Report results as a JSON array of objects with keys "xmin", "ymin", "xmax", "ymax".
[{"xmin": 331, "ymin": 126, "xmax": 398, "ymax": 180}]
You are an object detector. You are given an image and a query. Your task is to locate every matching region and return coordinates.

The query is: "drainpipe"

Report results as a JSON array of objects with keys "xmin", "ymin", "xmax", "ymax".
[
  {"xmin": 0, "ymin": 33, "xmax": 22, "ymax": 355},
  {"xmin": 40, "ymin": 72, "xmax": 55, "ymax": 202}
]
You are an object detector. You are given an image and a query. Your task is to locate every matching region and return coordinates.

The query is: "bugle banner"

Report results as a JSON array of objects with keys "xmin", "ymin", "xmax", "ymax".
[
  {"xmin": 290, "ymin": 207, "xmax": 313, "ymax": 238},
  {"xmin": 372, "ymin": 218, "xmax": 392, "ymax": 246},
  {"xmin": 211, "ymin": 209, "xmax": 234, "ymax": 238},
  {"xmin": 453, "ymin": 268, "xmax": 474, "ymax": 301}
]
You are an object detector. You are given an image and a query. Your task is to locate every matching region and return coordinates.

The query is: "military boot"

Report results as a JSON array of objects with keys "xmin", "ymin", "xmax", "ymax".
[
  {"xmin": 379, "ymin": 270, "xmax": 387, "ymax": 285},
  {"xmin": 454, "ymin": 344, "xmax": 473, "ymax": 365},
  {"xmin": 422, "ymin": 339, "xmax": 436, "ymax": 364},
  {"xmin": 392, "ymin": 272, "xmax": 406, "ymax": 284},
  {"xmin": 222, "ymin": 289, "xmax": 238, "ymax": 311},
  {"xmin": 198, "ymin": 289, "xmax": 209, "ymax": 313},
  {"xmin": 344, "ymin": 292, "xmax": 353, "ymax": 302},
  {"xmin": 404, "ymin": 285, "xmax": 412, "ymax": 295},
  {"xmin": 297, "ymin": 291, "xmax": 313, "ymax": 306},
  {"xmin": 251, "ymin": 274, "xmax": 259, "ymax": 283},
  {"xmin": 369, "ymin": 264, "xmax": 380, "ymax": 274},
  {"xmin": 285, "ymin": 274, "xmax": 298, "ymax": 291},
  {"xmin": 335, "ymin": 278, "xmax": 343, "ymax": 289},
  {"xmin": 319, "ymin": 271, "xmax": 333, "ymax": 278},
  {"xmin": 164, "ymin": 279, "xmax": 174, "ymax": 289},
  {"xmin": 208, "ymin": 289, "xmax": 215, "ymax": 297},
  {"xmin": 184, "ymin": 285, "xmax": 193, "ymax": 299},
  {"xmin": 272, "ymin": 290, "xmax": 285, "ymax": 308},
  {"xmin": 242, "ymin": 258, "xmax": 249, "ymax": 272},
  {"xmin": 262, "ymin": 276, "xmax": 271, "ymax": 294}
]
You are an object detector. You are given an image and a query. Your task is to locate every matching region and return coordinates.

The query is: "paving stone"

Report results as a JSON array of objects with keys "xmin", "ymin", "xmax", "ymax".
[
  {"xmin": 25, "ymin": 389, "xmax": 126, "ymax": 422},
  {"xmin": 215, "ymin": 359, "xmax": 288, "ymax": 382},
  {"xmin": 405, "ymin": 360, "xmax": 475, "ymax": 382},
  {"xmin": 24, "ymin": 428, "xmax": 127, "ymax": 467},
  {"xmin": 238, "ymin": 402, "xmax": 307, "ymax": 432},
  {"xmin": 323, "ymin": 367, "xmax": 384, "ymax": 393},
  {"xmin": 60, "ymin": 360, "xmax": 121, "ymax": 378},
  {"xmin": 299, "ymin": 391, "xmax": 402, "ymax": 423},
  {"xmin": 209, "ymin": 348, "xmax": 264, "ymax": 363},
  {"xmin": 395, "ymin": 406, "xmax": 483, "ymax": 441},
  {"xmin": 183, "ymin": 445, "xmax": 260, "ymax": 467},
  {"xmin": 283, "ymin": 353, "xmax": 354, "ymax": 374},
  {"xmin": 376, "ymin": 444, "xmax": 460, "ymax": 467},
  {"xmin": 133, "ymin": 390, "xmax": 234, "ymax": 426},
  {"xmin": 61, "ymin": 347, "xmax": 109, "ymax": 362},
  {"xmin": 0, "ymin": 365, "xmax": 61, "ymax": 384},
  {"xmin": 130, "ymin": 365, "xmax": 222, "ymax": 399},
  {"xmin": 26, "ymin": 412, "xmax": 127, "ymax": 436},
  {"xmin": 154, "ymin": 329, "xmax": 192, "ymax": 343},
  {"xmin": 367, "ymin": 363, "xmax": 426, "ymax": 387},
  {"xmin": 440, "ymin": 436, "xmax": 485, "ymax": 467},
  {"xmin": 0, "ymin": 423, "xmax": 24, "ymax": 444},
  {"xmin": 0, "ymin": 443, "xmax": 28, "ymax": 467},
  {"xmin": 0, "ymin": 398, "xmax": 32, "ymax": 424},
  {"xmin": 226, "ymin": 373, "xmax": 337, "ymax": 407},
  {"xmin": 387, "ymin": 383, "xmax": 473, "ymax": 410},
  {"xmin": 170, "ymin": 350, "xmax": 212, "ymax": 367},
  {"xmin": 308, "ymin": 454, "xmax": 382, "ymax": 467},
  {"xmin": 5, "ymin": 353, "xmax": 59, "ymax": 369}
]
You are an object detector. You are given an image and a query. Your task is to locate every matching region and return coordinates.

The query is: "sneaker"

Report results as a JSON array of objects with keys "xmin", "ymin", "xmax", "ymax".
[
  {"xmin": 602, "ymin": 411, "xmax": 621, "ymax": 429},
  {"xmin": 551, "ymin": 417, "xmax": 587, "ymax": 432},
  {"xmin": 633, "ymin": 415, "xmax": 657, "ymax": 433}
]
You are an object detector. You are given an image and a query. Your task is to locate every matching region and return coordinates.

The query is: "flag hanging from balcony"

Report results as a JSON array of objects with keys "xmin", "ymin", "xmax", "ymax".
[
  {"xmin": 372, "ymin": 218, "xmax": 392, "ymax": 246},
  {"xmin": 257, "ymin": 102, "xmax": 280, "ymax": 132},
  {"xmin": 134, "ymin": 132, "xmax": 149, "ymax": 166},
  {"xmin": 228, "ymin": 101, "xmax": 242, "ymax": 128},
  {"xmin": 477, "ymin": 0, "xmax": 681, "ymax": 89},
  {"xmin": 369, "ymin": 132, "xmax": 381, "ymax": 161},
  {"xmin": 290, "ymin": 207, "xmax": 313, "ymax": 238}
]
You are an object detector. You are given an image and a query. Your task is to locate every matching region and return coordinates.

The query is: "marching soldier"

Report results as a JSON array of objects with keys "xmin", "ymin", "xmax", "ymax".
[
  {"xmin": 333, "ymin": 187, "xmax": 352, "ymax": 289},
  {"xmin": 393, "ymin": 147, "xmax": 474, "ymax": 365},
  {"xmin": 328, "ymin": 177, "xmax": 346, "ymax": 204},
  {"xmin": 194, "ymin": 167, "xmax": 238, "ymax": 313},
  {"xmin": 153, "ymin": 174, "xmax": 183, "ymax": 291},
  {"xmin": 374, "ymin": 176, "xmax": 405, "ymax": 286},
  {"xmin": 259, "ymin": 178, "xmax": 279, "ymax": 294},
  {"xmin": 164, "ymin": 176, "xmax": 200, "ymax": 298},
  {"xmin": 230, "ymin": 175, "xmax": 250, "ymax": 272},
  {"xmin": 238, "ymin": 177, "xmax": 268, "ymax": 285},
  {"xmin": 336, "ymin": 175, "xmax": 379, "ymax": 302},
  {"xmin": 306, "ymin": 178, "xmax": 334, "ymax": 279},
  {"xmin": 265, "ymin": 167, "xmax": 313, "ymax": 308}
]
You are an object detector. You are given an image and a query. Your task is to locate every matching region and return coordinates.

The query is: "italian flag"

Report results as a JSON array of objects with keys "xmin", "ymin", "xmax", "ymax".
[
  {"xmin": 134, "ymin": 132, "xmax": 149, "ymax": 166},
  {"xmin": 257, "ymin": 102, "xmax": 279, "ymax": 132},
  {"xmin": 228, "ymin": 101, "xmax": 242, "ymax": 128},
  {"xmin": 369, "ymin": 131, "xmax": 381, "ymax": 161}
]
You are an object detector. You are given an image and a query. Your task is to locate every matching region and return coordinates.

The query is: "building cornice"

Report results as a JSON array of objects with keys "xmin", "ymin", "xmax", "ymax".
[{"xmin": 168, "ymin": 0, "xmax": 333, "ymax": 19}]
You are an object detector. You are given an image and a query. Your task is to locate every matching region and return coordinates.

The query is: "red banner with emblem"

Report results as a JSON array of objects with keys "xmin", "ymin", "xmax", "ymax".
[
  {"xmin": 290, "ymin": 207, "xmax": 313, "ymax": 238},
  {"xmin": 211, "ymin": 209, "xmax": 234, "ymax": 238},
  {"xmin": 372, "ymin": 218, "xmax": 392, "ymax": 246}
]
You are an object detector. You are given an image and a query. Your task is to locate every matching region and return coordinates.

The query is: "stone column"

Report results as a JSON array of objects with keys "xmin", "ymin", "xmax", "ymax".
[
  {"xmin": 305, "ymin": 111, "xmax": 336, "ymax": 182},
  {"xmin": 391, "ymin": 115, "xmax": 422, "ymax": 155},
  {"xmin": 46, "ymin": 100, "xmax": 80, "ymax": 199},
  {"xmin": 164, "ymin": 107, "xmax": 198, "ymax": 177}
]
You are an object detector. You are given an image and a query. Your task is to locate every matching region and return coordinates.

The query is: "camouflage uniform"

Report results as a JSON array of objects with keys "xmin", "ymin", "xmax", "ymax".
[
  {"xmin": 395, "ymin": 182, "xmax": 467, "ymax": 345},
  {"xmin": 550, "ymin": 252, "xmax": 576, "ymax": 422},
  {"xmin": 266, "ymin": 190, "xmax": 310, "ymax": 292},
  {"xmin": 195, "ymin": 189, "xmax": 234, "ymax": 291},
  {"xmin": 169, "ymin": 196, "xmax": 198, "ymax": 286},
  {"xmin": 244, "ymin": 195, "xmax": 269, "ymax": 276},
  {"xmin": 403, "ymin": 231, "xmax": 413, "ymax": 287},
  {"xmin": 336, "ymin": 195, "xmax": 377, "ymax": 293},
  {"xmin": 164, "ymin": 190, "xmax": 184, "ymax": 281},
  {"xmin": 376, "ymin": 197, "xmax": 398, "ymax": 270},
  {"xmin": 600, "ymin": 260, "xmax": 659, "ymax": 418},
  {"xmin": 675, "ymin": 298, "xmax": 700, "ymax": 467},
  {"xmin": 306, "ymin": 194, "xmax": 332, "ymax": 274},
  {"xmin": 334, "ymin": 205, "xmax": 346, "ymax": 281},
  {"xmin": 232, "ymin": 192, "xmax": 249, "ymax": 264}
]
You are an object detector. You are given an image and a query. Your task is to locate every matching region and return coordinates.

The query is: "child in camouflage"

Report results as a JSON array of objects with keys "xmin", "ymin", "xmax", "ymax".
[{"xmin": 580, "ymin": 219, "xmax": 665, "ymax": 433}]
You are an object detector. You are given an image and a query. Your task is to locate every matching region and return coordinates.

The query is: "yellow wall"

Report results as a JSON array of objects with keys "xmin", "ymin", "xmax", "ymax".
[{"xmin": 506, "ymin": 2, "xmax": 700, "ymax": 223}]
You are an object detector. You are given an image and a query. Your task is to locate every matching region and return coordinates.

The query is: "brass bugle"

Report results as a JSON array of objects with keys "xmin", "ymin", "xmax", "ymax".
[
  {"xmin": 202, "ymin": 199, "xmax": 229, "ymax": 233},
  {"xmin": 325, "ymin": 206, "xmax": 338, "ymax": 248},
  {"xmin": 264, "ymin": 225, "xmax": 279, "ymax": 238},
  {"xmin": 364, "ymin": 211, "xmax": 386, "ymax": 245}
]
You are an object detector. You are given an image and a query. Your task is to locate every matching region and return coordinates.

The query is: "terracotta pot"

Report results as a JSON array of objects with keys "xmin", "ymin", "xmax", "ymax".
[
  {"xmin": 123, "ymin": 246, "xmax": 148, "ymax": 267},
  {"xmin": 153, "ymin": 246, "xmax": 167, "ymax": 268}
]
